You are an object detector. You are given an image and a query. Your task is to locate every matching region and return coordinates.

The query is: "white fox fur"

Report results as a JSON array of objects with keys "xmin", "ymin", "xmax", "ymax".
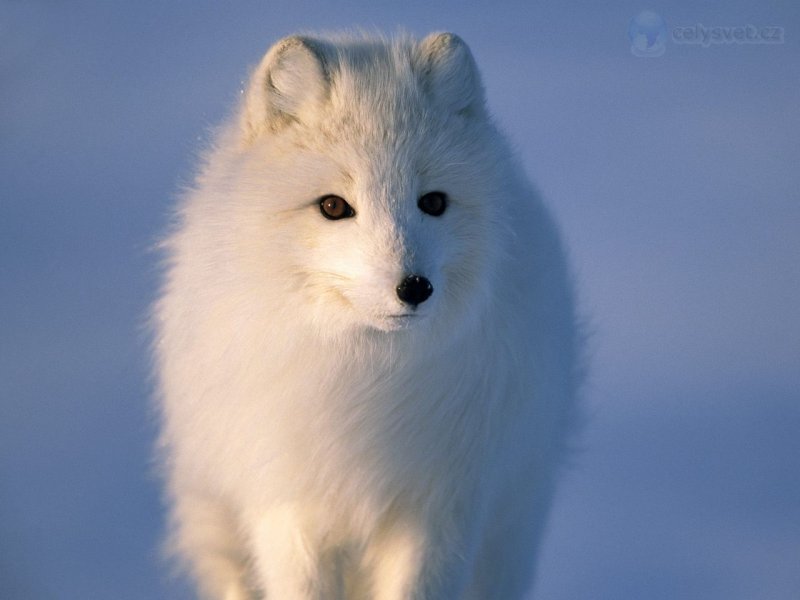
[{"xmin": 154, "ymin": 31, "xmax": 582, "ymax": 600}]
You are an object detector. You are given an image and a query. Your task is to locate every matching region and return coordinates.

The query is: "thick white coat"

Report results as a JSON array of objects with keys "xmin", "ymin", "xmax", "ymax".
[{"xmin": 155, "ymin": 32, "xmax": 581, "ymax": 600}]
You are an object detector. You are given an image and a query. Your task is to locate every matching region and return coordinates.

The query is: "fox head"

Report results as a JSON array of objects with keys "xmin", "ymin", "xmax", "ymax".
[{"xmin": 221, "ymin": 33, "xmax": 514, "ymax": 338}]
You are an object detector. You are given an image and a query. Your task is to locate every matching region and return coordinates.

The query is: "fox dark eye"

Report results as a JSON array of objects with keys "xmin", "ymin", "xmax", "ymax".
[
  {"xmin": 418, "ymin": 191, "xmax": 447, "ymax": 216},
  {"xmin": 319, "ymin": 195, "xmax": 355, "ymax": 220}
]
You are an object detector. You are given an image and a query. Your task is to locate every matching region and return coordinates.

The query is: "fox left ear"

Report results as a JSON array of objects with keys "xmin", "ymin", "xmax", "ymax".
[
  {"xmin": 414, "ymin": 32, "xmax": 485, "ymax": 116},
  {"xmin": 241, "ymin": 35, "xmax": 333, "ymax": 142}
]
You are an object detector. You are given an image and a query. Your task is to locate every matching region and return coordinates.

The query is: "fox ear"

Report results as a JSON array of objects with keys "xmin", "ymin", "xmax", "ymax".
[
  {"xmin": 241, "ymin": 36, "xmax": 331, "ymax": 141},
  {"xmin": 415, "ymin": 32, "xmax": 484, "ymax": 116}
]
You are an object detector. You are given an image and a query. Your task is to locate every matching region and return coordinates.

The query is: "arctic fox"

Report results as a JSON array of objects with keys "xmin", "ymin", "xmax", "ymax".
[{"xmin": 154, "ymin": 32, "xmax": 581, "ymax": 600}]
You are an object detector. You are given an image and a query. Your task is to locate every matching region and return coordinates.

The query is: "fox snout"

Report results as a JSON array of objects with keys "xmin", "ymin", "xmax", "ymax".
[{"xmin": 396, "ymin": 274, "xmax": 433, "ymax": 306}]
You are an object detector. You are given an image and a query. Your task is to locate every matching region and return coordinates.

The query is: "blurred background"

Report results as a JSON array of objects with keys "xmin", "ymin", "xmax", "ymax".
[{"xmin": 1, "ymin": 1, "xmax": 798, "ymax": 598}]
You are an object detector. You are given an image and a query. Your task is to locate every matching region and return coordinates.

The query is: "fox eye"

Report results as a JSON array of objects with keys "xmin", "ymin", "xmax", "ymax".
[
  {"xmin": 418, "ymin": 191, "xmax": 447, "ymax": 216},
  {"xmin": 319, "ymin": 195, "xmax": 355, "ymax": 220}
]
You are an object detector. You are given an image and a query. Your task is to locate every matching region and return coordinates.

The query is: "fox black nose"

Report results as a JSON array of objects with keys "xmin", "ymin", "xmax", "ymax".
[{"xmin": 396, "ymin": 274, "xmax": 433, "ymax": 306}]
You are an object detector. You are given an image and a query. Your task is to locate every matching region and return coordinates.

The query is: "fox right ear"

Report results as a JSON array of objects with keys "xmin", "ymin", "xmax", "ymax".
[
  {"xmin": 241, "ymin": 36, "xmax": 332, "ymax": 142},
  {"xmin": 415, "ymin": 32, "xmax": 485, "ymax": 117}
]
